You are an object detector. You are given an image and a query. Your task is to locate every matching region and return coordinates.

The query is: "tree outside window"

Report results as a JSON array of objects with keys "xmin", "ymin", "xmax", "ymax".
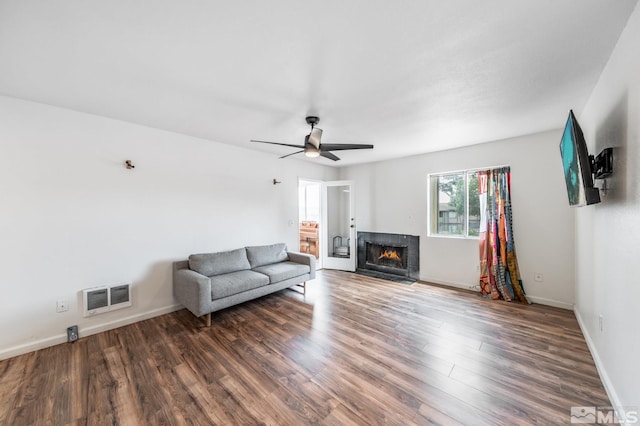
[{"xmin": 429, "ymin": 171, "xmax": 480, "ymax": 237}]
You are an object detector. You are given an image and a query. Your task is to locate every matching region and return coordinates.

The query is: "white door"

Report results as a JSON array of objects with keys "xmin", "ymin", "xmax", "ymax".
[{"xmin": 321, "ymin": 180, "xmax": 356, "ymax": 271}]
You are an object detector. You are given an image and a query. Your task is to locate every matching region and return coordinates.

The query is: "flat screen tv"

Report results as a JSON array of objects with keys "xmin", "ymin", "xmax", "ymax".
[{"xmin": 559, "ymin": 110, "xmax": 600, "ymax": 206}]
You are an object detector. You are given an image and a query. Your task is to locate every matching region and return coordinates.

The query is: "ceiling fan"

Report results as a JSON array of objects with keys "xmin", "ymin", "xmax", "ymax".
[{"xmin": 250, "ymin": 116, "xmax": 374, "ymax": 161}]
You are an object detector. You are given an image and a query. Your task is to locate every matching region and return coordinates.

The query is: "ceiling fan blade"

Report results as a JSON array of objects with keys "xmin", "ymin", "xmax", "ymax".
[
  {"xmin": 279, "ymin": 150, "xmax": 304, "ymax": 159},
  {"xmin": 250, "ymin": 140, "xmax": 305, "ymax": 149},
  {"xmin": 320, "ymin": 143, "xmax": 374, "ymax": 151},
  {"xmin": 320, "ymin": 151, "xmax": 341, "ymax": 161},
  {"xmin": 308, "ymin": 128, "xmax": 322, "ymax": 149}
]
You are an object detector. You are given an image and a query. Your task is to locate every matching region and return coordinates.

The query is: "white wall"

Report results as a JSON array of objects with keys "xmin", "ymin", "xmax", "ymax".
[
  {"xmin": 576, "ymin": 3, "xmax": 640, "ymax": 412},
  {"xmin": 0, "ymin": 95, "xmax": 338, "ymax": 359},
  {"xmin": 341, "ymin": 130, "xmax": 575, "ymax": 308}
]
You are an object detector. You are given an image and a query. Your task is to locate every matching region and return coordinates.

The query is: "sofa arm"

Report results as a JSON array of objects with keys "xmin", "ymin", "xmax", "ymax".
[
  {"xmin": 173, "ymin": 262, "xmax": 211, "ymax": 317},
  {"xmin": 287, "ymin": 251, "xmax": 316, "ymax": 280}
]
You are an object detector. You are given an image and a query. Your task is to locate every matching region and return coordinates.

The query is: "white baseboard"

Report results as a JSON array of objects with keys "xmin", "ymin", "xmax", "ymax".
[
  {"xmin": 419, "ymin": 277, "xmax": 477, "ymax": 291},
  {"xmin": 420, "ymin": 276, "xmax": 573, "ymax": 310},
  {"xmin": 0, "ymin": 304, "xmax": 182, "ymax": 361},
  {"xmin": 526, "ymin": 295, "xmax": 573, "ymax": 310},
  {"xmin": 79, "ymin": 304, "xmax": 182, "ymax": 337},
  {"xmin": 574, "ymin": 307, "xmax": 628, "ymax": 424}
]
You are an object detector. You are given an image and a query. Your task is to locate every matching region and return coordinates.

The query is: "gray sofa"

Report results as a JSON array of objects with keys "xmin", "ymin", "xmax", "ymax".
[{"xmin": 173, "ymin": 243, "xmax": 315, "ymax": 326}]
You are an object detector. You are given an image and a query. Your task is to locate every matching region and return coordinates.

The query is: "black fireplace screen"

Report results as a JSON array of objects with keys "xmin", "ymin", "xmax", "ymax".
[{"xmin": 365, "ymin": 242, "xmax": 408, "ymax": 270}]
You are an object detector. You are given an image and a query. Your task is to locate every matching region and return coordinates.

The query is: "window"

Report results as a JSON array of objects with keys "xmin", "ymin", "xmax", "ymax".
[{"xmin": 429, "ymin": 170, "xmax": 480, "ymax": 237}]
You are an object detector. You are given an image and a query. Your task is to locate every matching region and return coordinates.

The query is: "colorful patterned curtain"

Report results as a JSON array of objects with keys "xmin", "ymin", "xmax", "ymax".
[{"xmin": 478, "ymin": 167, "xmax": 530, "ymax": 304}]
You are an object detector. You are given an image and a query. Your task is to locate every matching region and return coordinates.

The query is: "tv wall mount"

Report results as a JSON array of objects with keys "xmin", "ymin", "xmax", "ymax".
[{"xmin": 590, "ymin": 147, "xmax": 613, "ymax": 180}]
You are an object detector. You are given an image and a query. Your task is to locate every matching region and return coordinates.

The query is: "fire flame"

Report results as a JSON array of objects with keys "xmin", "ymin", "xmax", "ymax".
[{"xmin": 378, "ymin": 249, "xmax": 401, "ymax": 262}]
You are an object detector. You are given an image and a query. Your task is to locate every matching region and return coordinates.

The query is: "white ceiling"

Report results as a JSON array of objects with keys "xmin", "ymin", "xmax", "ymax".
[{"xmin": 0, "ymin": 1, "xmax": 637, "ymax": 166}]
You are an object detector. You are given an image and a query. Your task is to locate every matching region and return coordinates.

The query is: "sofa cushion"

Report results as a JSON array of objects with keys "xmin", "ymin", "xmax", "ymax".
[
  {"xmin": 252, "ymin": 261, "xmax": 310, "ymax": 283},
  {"xmin": 189, "ymin": 248, "xmax": 251, "ymax": 277},
  {"xmin": 245, "ymin": 243, "xmax": 288, "ymax": 268},
  {"xmin": 209, "ymin": 270, "xmax": 270, "ymax": 300}
]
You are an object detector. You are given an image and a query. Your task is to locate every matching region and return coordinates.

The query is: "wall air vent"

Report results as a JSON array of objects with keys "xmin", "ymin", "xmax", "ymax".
[{"xmin": 83, "ymin": 283, "xmax": 132, "ymax": 317}]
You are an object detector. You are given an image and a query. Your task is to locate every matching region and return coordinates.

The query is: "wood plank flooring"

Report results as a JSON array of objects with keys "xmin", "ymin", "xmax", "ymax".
[{"xmin": 0, "ymin": 270, "xmax": 612, "ymax": 425}]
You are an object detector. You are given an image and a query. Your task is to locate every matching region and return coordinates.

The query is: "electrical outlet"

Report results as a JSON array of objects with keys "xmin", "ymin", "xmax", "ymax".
[
  {"xmin": 56, "ymin": 300, "xmax": 68, "ymax": 313},
  {"xmin": 534, "ymin": 272, "xmax": 544, "ymax": 282}
]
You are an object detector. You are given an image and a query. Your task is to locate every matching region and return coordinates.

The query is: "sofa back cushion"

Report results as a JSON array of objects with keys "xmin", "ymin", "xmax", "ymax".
[
  {"xmin": 189, "ymin": 248, "xmax": 251, "ymax": 276},
  {"xmin": 245, "ymin": 243, "xmax": 288, "ymax": 268}
]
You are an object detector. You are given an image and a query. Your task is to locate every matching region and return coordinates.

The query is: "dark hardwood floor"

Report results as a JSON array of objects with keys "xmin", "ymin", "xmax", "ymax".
[{"xmin": 0, "ymin": 270, "xmax": 612, "ymax": 425}]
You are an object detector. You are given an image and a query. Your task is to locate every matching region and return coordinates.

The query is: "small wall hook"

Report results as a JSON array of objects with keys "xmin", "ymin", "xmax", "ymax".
[
  {"xmin": 125, "ymin": 160, "xmax": 135, "ymax": 170},
  {"xmin": 273, "ymin": 179, "xmax": 281, "ymax": 185}
]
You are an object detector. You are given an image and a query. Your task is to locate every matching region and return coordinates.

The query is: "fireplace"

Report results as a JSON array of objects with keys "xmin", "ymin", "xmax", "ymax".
[
  {"xmin": 357, "ymin": 232, "xmax": 419, "ymax": 282},
  {"xmin": 366, "ymin": 243, "xmax": 407, "ymax": 270}
]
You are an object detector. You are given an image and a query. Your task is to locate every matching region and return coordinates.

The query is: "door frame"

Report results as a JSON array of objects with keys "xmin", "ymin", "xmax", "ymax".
[
  {"xmin": 297, "ymin": 178, "xmax": 323, "ymax": 269},
  {"xmin": 321, "ymin": 180, "xmax": 356, "ymax": 272}
]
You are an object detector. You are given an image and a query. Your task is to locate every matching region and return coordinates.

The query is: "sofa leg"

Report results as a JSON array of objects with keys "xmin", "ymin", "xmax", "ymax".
[
  {"xmin": 294, "ymin": 281, "xmax": 307, "ymax": 295},
  {"xmin": 203, "ymin": 312, "xmax": 211, "ymax": 327}
]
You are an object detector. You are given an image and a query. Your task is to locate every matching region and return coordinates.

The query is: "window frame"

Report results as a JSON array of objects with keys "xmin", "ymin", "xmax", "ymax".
[{"xmin": 428, "ymin": 168, "xmax": 481, "ymax": 239}]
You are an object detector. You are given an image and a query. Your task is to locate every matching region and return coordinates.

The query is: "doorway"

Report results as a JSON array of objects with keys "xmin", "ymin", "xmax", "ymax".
[
  {"xmin": 298, "ymin": 179, "xmax": 356, "ymax": 272},
  {"xmin": 298, "ymin": 179, "xmax": 322, "ymax": 269},
  {"xmin": 321, "ymin": 180, "xmax": 356, "ymax": 272}
]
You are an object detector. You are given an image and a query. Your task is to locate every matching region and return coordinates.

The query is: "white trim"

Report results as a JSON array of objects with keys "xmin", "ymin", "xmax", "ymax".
[
  {"xmin": 420, "ymin": 277, "xmax": 573, "ymax": 309},
  {"xmin": 526, "ymin": 295, "xmax": 573, "ymax": 310},
  {"xmin": 321, "ymin": 180, "xmax": 356, "ymax": 272},
  {"xmin": 426, "ymin": 233, "xmax": 480, "ymax": 241},
  {"xmin": 427, "ymin": 169, "xmax": 488, "ymax": 239},
  {"xmin": 298, "ymin": 177, "xmax": 324, "ymax": 269},
  {"xmin": 427, "ymin": 164, "xmax": 511, "ymax": 177},
  {"xmin": 0, "ymin": 304, "xmax": 181, "ymax": 361},
  {"xmin": 420, "ymin": 276, "xmax": 478, "ymax": 291},
  {"xmin": 574, "ymin": 307, "xmax": 628, "ymax": 425}
]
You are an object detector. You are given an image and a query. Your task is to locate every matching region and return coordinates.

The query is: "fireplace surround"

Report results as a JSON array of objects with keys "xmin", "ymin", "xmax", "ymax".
[{"xmin": 357, "ymin": 232, "xmax": 419, "ymax": 282}]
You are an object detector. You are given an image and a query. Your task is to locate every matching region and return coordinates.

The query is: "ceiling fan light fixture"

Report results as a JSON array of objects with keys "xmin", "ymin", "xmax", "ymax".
[{"xmin": 304, "ymin": 147, "xmax": 320, "ymax": 158}]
